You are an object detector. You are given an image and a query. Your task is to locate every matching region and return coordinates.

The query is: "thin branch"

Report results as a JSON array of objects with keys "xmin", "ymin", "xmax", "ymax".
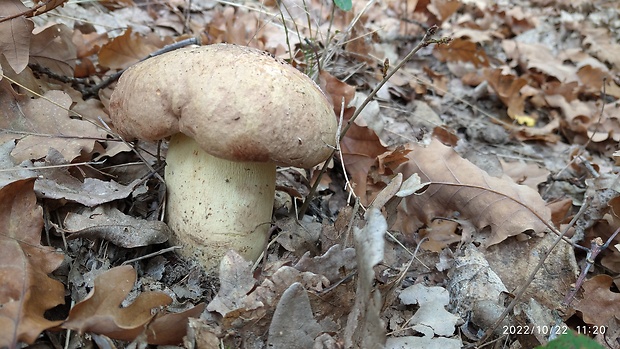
[
  {"xmin": 477, "ymin": 197, "xmax": 591, "ymax": 345},
  {"xmin": 0, "ymin": 0, "xmax": 67, "ymax": 23},
  {"xmin": 298, "ymin": 25, "xmax": 445, "ymax": 219},
  {"xmin": 562, "ymin": 226, "xmax": 620, "ymax": 306}
]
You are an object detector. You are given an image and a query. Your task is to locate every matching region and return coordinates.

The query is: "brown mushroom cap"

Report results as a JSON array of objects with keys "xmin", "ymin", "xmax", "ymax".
[{"xmin": 109, "ymin": 44, "xmax": 337, "ymax": 168}]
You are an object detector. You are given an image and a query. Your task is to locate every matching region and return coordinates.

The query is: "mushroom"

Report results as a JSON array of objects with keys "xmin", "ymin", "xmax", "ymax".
[{"xmin": 108, "ymin": 44, "xmax": 337, "ymax": 273}]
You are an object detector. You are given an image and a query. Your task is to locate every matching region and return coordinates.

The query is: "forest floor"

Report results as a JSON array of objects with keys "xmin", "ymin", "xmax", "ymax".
[{"xmin": 1, "ymin": 0, "xmax": 620, "ymax": 348}]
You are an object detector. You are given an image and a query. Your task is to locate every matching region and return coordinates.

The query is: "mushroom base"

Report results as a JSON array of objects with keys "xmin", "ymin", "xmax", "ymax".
[{"xmin": 165, "ymin": 133, "xmax": 276, "ymax": 273}]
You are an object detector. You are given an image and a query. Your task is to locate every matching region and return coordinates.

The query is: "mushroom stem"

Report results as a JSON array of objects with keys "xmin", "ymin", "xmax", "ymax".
[{"xmin": 165, "ymin": 133, "xmax": 275, "ymax": 272}]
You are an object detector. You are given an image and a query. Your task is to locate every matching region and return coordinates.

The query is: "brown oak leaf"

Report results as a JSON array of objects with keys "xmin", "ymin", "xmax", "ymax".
[
  {"xmin": 0, "ymin": 178, "xmax": 65, "ymax": 347},
  {"xmin": 575, "ymin": 275, "xmax": 620, "ymax": 326},
  {"xmin": 62, "ymin": 265, "xmax": 172, "ymax": 341},
  {"xmin": 395, "ymin": 138, "xmax": 551, "ymax": 247}
]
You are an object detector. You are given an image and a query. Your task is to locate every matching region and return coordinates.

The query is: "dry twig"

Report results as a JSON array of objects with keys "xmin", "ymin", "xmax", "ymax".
[{"xmin": 297, "ymin": 25, "xmax": 449, "ymax": 219}]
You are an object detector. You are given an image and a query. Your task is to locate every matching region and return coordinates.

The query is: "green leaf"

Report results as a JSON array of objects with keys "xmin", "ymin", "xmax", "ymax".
[
  {"xmin": 333, "ymin": 0, "xmax": 352, "ymax": 11},
  {"xmin": 536, "ymin": 331, "xmax": 604, "ymax": 349}
]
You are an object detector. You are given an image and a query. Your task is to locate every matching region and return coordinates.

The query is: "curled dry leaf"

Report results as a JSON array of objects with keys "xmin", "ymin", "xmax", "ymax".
[
  {"xmin": 396, "ymin": 173, "xmax": 426, "ymax": 197},
  {"xmin": 145, "ymin": 303, "xmax": 206, "ymax": 345},
  {"xmin": 344, "ymin": 208, "xmax": 387, "ymax": 349},
  {"xmin": 62, "ymin": 265, "xmax": 173, "ymax": 341},
  {"xmin": 369, "ymin": 172, "xmax": 427, "ymax": 214},
  {"xmin": 0, "ymin": 178, "xmax": 65, "ymax": 347},
  {"xmin": 483, "ymin": 68, "xmax": 531, "ymax": 122},
  {"xmin": 396, "ymin": 138, "xmax": 551, "ymax": 247},
  {"xmin": 64, "ymin": 205, "xmax": 171, "ymax": 248},
  {"xmin": 267, "ymin": 283, "xmax": 322, "ymax": 348},
  {"xmin": 369, "ymin": 173, "xmax": 403, "ymax": 212}
]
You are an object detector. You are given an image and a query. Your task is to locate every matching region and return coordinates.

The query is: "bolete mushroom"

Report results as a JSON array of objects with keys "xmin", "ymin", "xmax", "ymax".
[{"xmin": 108, "ymin": 44, "xmax": 337, "ymax": 273}]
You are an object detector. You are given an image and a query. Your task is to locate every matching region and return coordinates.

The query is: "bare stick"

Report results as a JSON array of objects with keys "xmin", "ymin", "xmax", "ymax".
[
  {"xmin": 562, "ymin": 226, "xmax": 620, "ymax": 305},
  {"xmin": 0, "ymin": 0, "xmax": 65, "ymax": 23},
  {"xmin": 121, "ymin": 246, "xmax": 182, "ymax": 265},
  {"xmin": 297, "ymin": 25, "xmax": 446, "ymax": 219}
]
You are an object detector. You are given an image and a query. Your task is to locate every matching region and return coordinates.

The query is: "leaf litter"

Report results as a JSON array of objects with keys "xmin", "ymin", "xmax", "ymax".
[
  {"xmin": 0, "ymin": 179, "xmax": 64, "ymax": 347},
  {"xmin": 1, "ymin": 0, "xmax": 620, "ymax": 347}
]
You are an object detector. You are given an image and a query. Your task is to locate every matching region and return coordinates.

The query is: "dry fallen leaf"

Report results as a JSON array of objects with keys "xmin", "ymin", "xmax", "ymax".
[
  {"xmin": 206, "ymin": 251, "xmax": 261, "ymax": 318},
  {"xmin": 62, "ymin": 265, "xmax": 173, "ymax": 341},
  {"xmin": 20, "ymin": 0, "xmax": 68, "ymax": 17},
  {"xmin": 319, "ymin": 70, "xmax": 388, "ymax": 204},
  {"xmin": 0, "ymin": 0, "xmax": 34, "ymax": 74},
  {"xmin": 0, "ymin": 178, "xmax": 65, "ymax": 347},
  {"xmin": 64, "ymin": 205, "xmax": 171, "ymax": 248},
  {"xmin": 275, "ymin": 216, "xmax": 321, "ymax": 256},
  {"xmin": 29, "ymin": 23, "xmax": 76, "ymax": 77},
  {"xmin": 499, "ymin": 159, "xmax": 550, "ymax": 190},
  {"xmin": 294, "ymin": 244, "xmax": 357, "ymax": 284},
  {"xmin": 0, "ymin": 89, "xmax": 107, "ymax": 163},
  {"xmin": 145, "ymin": 303, "xmax": 206, "ymax": 345},
  {"xmin": 267, "ymin": 282, "xmax": 322, "ymax": 348},
  {"xmin": 344, "ymin": 208, "xmax": 387, "ymax": 349},
  {"xmin": 433, "ymin": 38, "xmax": 490, "ymax": 68},
  {"xmin": 369, "ymin": 173, "xmax": 403, "ymax": 212},
  {"xmin": 0, "ymin": 140, "xmax": 38, "ymax": 188},
  {"xmin": 580, "ymin": 26, "xmax": 620, "ymax": 72},
  {"xmin": 207, "ymin": 250, "xmax": 332, "ymax": 342},
  {"xmin": 447, "ymin": 244, "xmax": 508, "ymax": 334},
  {"xmin": 394, "ymin": 283, "xmax": 461, "ymax": 347},
  {"xmin": 574, "ymin": 275, "xmax": 620, "ymax": 326},
  {"xmin": 483, "ymin": 68, "xmax": 531, "ymax": 123},
  {"xmin": 386, "ymin": 335, "xmax": 461, "ymax": 349},
  {"xmin": 28, "ymin": 149, "xmax": 142, "ymax": 206},
  {"xmin": 396, "ymin": 138, "xmax": 551, "ymax": 247},
  {"xmin": 484, "ymin": 233, "xmax": 577, "ymax": 312},
  {"xmin": 502, "ymin": 40, "xmax": 579, "ymax": 83},
  {"xmin": 98, "ymin": 28, "xmax": 163, "ymax": 70},
  {"xmin": 419, "ymin": 219, "xmax": 462, "ymax": 252}
]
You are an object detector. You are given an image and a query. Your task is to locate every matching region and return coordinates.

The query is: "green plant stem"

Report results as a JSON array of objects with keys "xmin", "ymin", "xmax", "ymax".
[{"xmin": 297, "ymin": 25, "xmax": 441, "ymax": 219}]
